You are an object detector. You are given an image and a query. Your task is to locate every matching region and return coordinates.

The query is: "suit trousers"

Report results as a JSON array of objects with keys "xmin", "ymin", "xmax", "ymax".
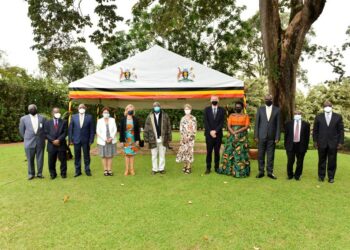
[
  {"xmin": 286, "ymin": 143, "xmax": 306, "ymax": 178},
  {"xmin": 25, "ymin": 145, "xmax": 44, "ymax": 177},
  {"xmin": 206, "ymin": 136, "xmax": 222, "ymax": 170},
  {"xmin": 48, "ymin": 148, "xmax": 67, "ymax": 177},
  {"xmin": 74, "ymin": 143, "xmax": 91, "ymax": 174},
  {"xmin": 318, "ymin": 146, "xmax": 337, "ymax": 179},
  {"xmin": 258, "ymin": 139, "xmax": 276, "ymax": 174},
  {"xmin": 151, "ymin": 142, "xmax": 166, "ymax": 172}
]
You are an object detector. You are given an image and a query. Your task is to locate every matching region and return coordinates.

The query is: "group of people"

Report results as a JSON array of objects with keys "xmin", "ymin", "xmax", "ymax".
[{"xmin": 19, "ymin": 94, "xmax": 344, "ymax": 183}]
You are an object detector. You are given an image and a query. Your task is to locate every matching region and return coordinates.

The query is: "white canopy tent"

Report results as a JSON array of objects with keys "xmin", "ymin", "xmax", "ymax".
[{"xmin": 68, "ymin": 45, "xmax": 245, "ymax": 110}]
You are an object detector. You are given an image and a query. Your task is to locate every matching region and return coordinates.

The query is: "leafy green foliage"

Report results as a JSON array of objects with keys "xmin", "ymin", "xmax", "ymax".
[{"xmin": 0, "ymin": 66, "xmax": 68, "ymax": 142}]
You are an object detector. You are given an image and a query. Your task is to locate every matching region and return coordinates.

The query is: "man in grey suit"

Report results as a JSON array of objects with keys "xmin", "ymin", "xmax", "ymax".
[
  {"xmin": 254, "ymin": 94, "xmax": 281, "ymax": 179},
  {"xmin": 19, "ymin": 104, "xmax": 46, "ymax": 180}
]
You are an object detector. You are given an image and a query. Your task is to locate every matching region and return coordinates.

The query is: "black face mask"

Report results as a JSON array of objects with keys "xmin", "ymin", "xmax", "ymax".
[
  {"xmin": 29, "ymin": 109, "xmax": 37, "ymax": 115},
  {"xmin": 265, "ymin": 100, "xmax": 273, "ymax": 107},
  {"xmin": 211, "ymin": 101, "xmax": 218, "ymax": 106},
  {"xmin": 235, "ymin": 107, "xmax": 242, "ymax": 113},
  {"xmin": 127, "ymin": 110, "xmax": 134, "ymax": 115}
]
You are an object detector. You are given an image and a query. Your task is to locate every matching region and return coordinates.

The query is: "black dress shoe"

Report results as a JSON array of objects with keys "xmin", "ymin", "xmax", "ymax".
[
  {"xmin": 294, "ymin": 176, "xmax": 301, "ymax": 181},
  {"xmin": 256, "ymin": 173, "xmax": 264, "ymax": 178},
  {"xmin": 85, "ymin": 172, "xmax": 92, "ymax": 176},
  {"xmin": 267, "ymin": 173, "xmax": 277, "ymax": 180},
  {"xmin": 28, "ymin": 176, "xmax": 35, "ymax": 180},
  {"xmin": 205, "ymin": 169, "xmax": 211, "ymax": 175},
  {"xmin": 318, "ymin": 177, "xmax": 325, "ymax": 182},
  {"xmin": 61, "ymin": 175, "xmax": 67, "ymax": 179},
  {"xmin": 328, "ymin": 178, "xmax": 334, "ymax": 183},
  {"xmin": 159, "ymin": 170, "xmax": 165, "ymax": 174},
  {"xmin": 50, "ymin": 175, "xmax": 57, "ymax": 180},
  {"xmin": 287, "ymin": 176, "xmax": 294, "ymax": 180},
  {"xmin": 36, "ymin": 175, "xmax": 44, "ymax": 179},
  {"xmin": 151, "ymin": 171, "xmax": 157, "ymax": 175},
  {"xmin": 74, "ymin": 173, "xmax": 82, "ymax": 177}
]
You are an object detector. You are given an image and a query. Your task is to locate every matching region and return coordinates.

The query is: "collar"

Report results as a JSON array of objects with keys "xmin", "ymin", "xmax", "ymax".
[
  {"xmin": 325, "ymin": 112, "xmax": 332, "ymax": 116},
  {"xmin": 30, "ymin": 114, "xmax": 38, "ymax": 118},
  {"xmin": 211, "ymin": 105, "xmax": 218, "ymax": 109}
]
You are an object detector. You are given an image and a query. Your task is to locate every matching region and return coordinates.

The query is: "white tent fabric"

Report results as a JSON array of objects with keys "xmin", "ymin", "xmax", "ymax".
[{"xmin": 69, "ymin": 45, "xmax": 244, "ymax": 109}]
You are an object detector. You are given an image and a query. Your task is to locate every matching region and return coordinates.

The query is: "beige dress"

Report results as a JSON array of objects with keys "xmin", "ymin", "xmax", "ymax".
[{"xmin": 176, "ymin": 115, "xmax": 197, "ymax": 163}]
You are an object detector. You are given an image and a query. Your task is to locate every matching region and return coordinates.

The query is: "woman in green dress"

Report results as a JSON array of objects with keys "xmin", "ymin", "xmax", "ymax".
[{"xmin": 218, "ymin": 101, "xmax": 250, "ymax": 177}]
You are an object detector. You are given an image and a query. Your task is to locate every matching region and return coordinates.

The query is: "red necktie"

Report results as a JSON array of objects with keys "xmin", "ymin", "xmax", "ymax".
[
  {"xmin": 294, "ymin": 121, "xmax": 300, "ymax": 142},
  {"xmin": 54, "ymin": 119, "xmax": 58, "ymax": 129}
]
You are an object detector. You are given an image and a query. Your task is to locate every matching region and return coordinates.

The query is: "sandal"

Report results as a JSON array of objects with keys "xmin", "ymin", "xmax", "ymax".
[
  {"xmin": 104, "ymin": 170, "xmax": 109, "ymax": 176},
  {"xmin": 185, "ymin": 168, "xmax": 191, "ymax": 174},
  {"xmin": 108, "ymin": 170, "xmax": 113, "ymax": 176}
]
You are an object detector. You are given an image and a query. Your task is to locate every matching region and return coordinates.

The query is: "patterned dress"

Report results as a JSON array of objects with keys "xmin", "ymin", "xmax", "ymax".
[
  {"xmin": 218, "ymin": 114, "xmax": 250, "ymax": 178},
  {"xmin": 176, "ymin": 115, "xmax": 197, "ymax": 163},
  {"xmin": 123, "ymin": 119, "xmax": 139, "ymax": 156}
]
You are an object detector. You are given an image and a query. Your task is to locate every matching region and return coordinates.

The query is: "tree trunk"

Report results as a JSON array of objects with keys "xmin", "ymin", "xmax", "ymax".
[{"xmin": 259, "ymin": 0, "xmax": 326, "ymax": 125}]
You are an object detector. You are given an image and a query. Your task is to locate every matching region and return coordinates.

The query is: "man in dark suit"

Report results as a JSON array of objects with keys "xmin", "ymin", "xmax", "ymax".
[
  {"xmin": 68, "ymin": 104, "xmax": 95, "ymax": 177},
  {"xmin": 203, "ymin": 96, "xmax": 225, "ymax": 174},
  {"xmin": 313, "ymin": 100, "xmax": 344, "ymax": 183},
  {"xmin": 254, "ymin": 94, "xmax": 281, "ymax": 179},
  {"xmin": 45, "ymin": 107, "xmax": 68, "ymax": 179},
  {"xmin": 284, "ymin": 110, "xmax": 310, "ymax": 181}
]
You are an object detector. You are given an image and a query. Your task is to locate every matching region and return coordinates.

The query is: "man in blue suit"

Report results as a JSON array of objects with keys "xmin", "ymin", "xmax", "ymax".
[{"xmin": 68, "ymin": 104, "xmax": 95, "ymax": 177}]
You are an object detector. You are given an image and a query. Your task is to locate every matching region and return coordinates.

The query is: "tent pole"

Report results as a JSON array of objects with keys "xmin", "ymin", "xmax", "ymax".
[{"xmin": 68, "ymin": 99, "xmax": 72, "ymax": 125}]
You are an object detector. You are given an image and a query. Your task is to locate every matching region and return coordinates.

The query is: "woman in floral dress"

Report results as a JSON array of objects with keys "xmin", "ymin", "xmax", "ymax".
[
  {"xmin": 218, "ymin": 101, "xmax": 250, "ymax": 178},
  {"xmin": 176, "ymin": 104, "xmax": 197, "ymax": 174},
  {"xmin": 119, "ymin": 104, "xmax": 141, "ymax": 176}
]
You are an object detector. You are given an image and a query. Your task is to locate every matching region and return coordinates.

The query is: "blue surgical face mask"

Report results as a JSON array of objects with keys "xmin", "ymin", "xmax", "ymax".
[{"xmin": 154, "ymin": 106, "xmax": 161, "ymax": 113}]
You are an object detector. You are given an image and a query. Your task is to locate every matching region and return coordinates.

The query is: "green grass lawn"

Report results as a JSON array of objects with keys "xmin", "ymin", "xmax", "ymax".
[{"xmin": 1, "ymin": 144, "xmax": 350, "ymax": 249}]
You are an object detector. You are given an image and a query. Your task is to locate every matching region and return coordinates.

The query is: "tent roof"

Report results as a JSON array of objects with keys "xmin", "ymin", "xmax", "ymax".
[{"xmin": 69, "ymin": 45, "xmax": 244, "ymax": 109}]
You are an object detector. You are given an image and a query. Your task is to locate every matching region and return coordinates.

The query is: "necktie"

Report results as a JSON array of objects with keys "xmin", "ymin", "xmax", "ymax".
[
  {"xmin": 294, "ymin": 121, "xmax": 300, "ymax": 142},
  {"xmin": 213, "ymin": 108, "xmax": 217, "ymax": 119},
  {"xmin": 54, "ymin": 119, "xmax": 58, "ymax": 129}
]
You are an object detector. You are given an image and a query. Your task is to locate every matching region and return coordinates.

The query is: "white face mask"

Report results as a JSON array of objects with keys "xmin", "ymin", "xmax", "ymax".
[
  {"xmin": 324, "ymin": 106, "xmax": 332, "ymax": 113},
  {"xmin": 184, "ymin": 109, "xmax": 191, "ymax": 115},
  {"xmin": 294, "ymin": 115, "xmax": 301, "ymax": 120},
  {"xmin": 79, "ymin": 108, "xmax": 86, "ymax": 114},
  {"xmin": 103, "ymin": 113, "xmax": 110, "ymax": 118},
  {"xmin": 54, "ymin": 113, "xmax": 61, "ymax": 119}
]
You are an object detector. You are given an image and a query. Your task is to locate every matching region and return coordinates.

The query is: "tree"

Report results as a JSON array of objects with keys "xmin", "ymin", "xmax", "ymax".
[
  {"xmin": 26, "ymin": 0, "xmax": 123, "ymax": 78},
  {"xmin": 39, "ymin": 46, "xmax": 95, "ymax": 83},
  {"xmin": 259, "ymin": 0, "xmax": 326, "ymax": 124}
]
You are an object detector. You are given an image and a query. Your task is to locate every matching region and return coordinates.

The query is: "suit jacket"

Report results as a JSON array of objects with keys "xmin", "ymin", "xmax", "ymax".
[
  {"xmin": 45, "ymin": 118, "xmax": 67, "ymax": 152},
  {"xmin": 19, "ymin": 114, "xmax": 46, "ymax": 149},
  {"xmin": 284, "ymin": 120, "xmax": 310, "ymax": 153},
  {"xmin": 313, "ymin": 112, "xmax": 344, "ymax": 149},
  {"xmin": 119, "ymin": 116, "xmax": 141, "ymax": 143},
  {"xmin": 68, "ymin": 113, "xmax": 95, "ymax": 145},
  {"xmin": 96, "ymin": 117, "xmax": 117, "ymax": 145},
  {"xmin": 203, "ymin": 106, "xmax": 225, "ymax": 138},
  {"xmin": 254, "ymin": 105, "xmax": 281, "ymax": 141}
]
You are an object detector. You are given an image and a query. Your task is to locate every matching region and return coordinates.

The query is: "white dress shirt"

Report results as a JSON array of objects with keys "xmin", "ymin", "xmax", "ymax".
[
  {"xmin": 79, "ymin": 113, "xmax": 85, "ymax": 128},
  {"xmin": 325, "ymin": 112, "xmax": 332, "ymax": 126},
  {"xmin": 30, "ymin": 114, "xmax": 39, "ymax": 134},
  {"xmin": 155, "ymin": 112, "xmax": 160, "ymax": 124},
  {"xmin": 266, "ymin": 105, "xmax": 272, "ymax": 121},
  {"xmin": 293, "ymin": 120, "xmax": 301, "ymax": 142}
]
